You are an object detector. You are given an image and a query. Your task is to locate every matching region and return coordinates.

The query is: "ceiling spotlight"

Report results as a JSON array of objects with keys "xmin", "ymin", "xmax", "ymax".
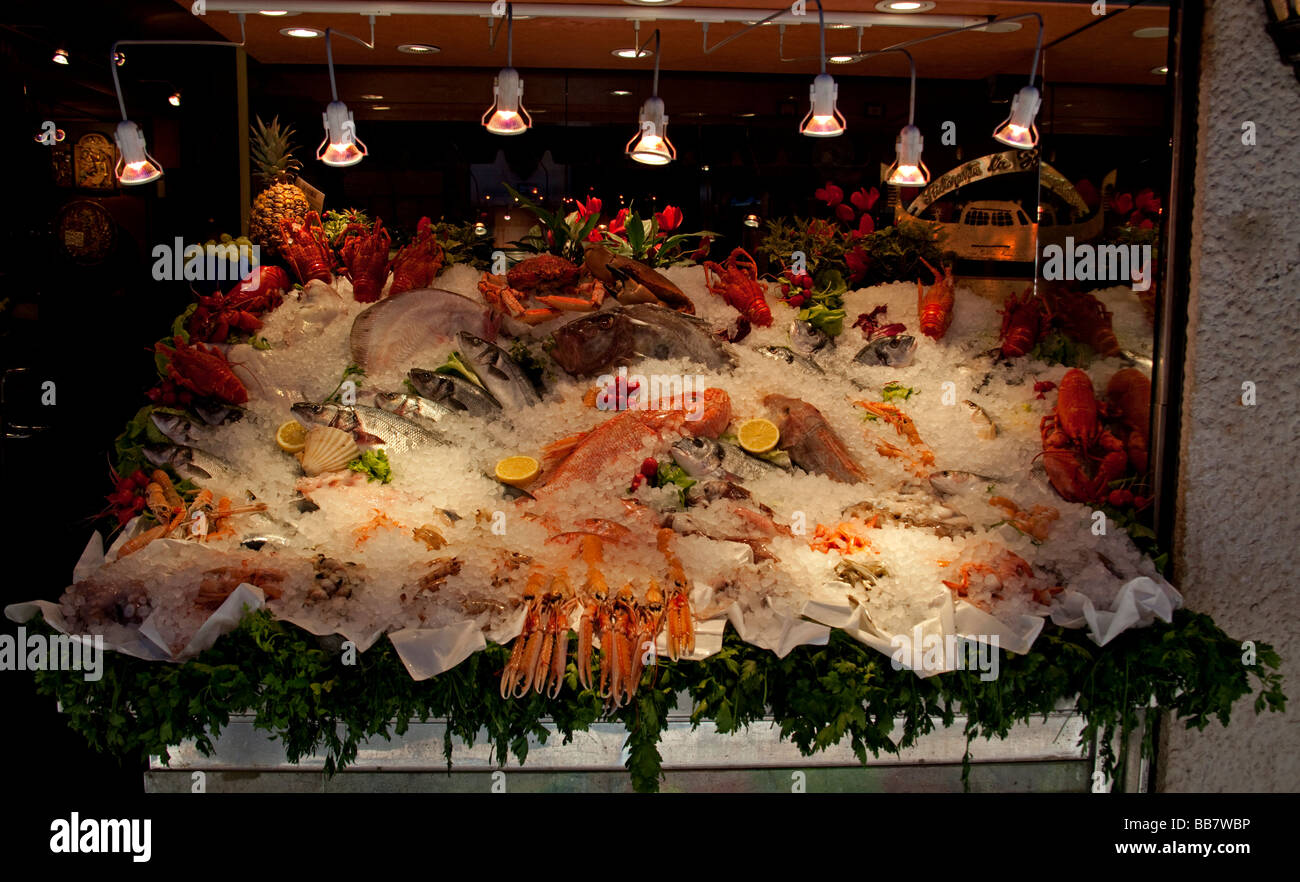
[
  {"xmin": 1151, "ymin": 65, "xmax": 1169, "ymax": 75},
  {"xmin": 628, "ymin": 96, "xmax": 675, "ymax": 165},
  {"xmin": 53, "ymin": 48, "xmax": 69, "ymax": 65},
  {"xmin": 884, "ymin": 50, "xmax": 928, "ymax": 186},
  {"xmin": 317, "ymin": 31, "xmax": 367, "ymax": 166},
  {"xmin": 371, "ymin": 105, "xmax": 390, "ymax": 110},
  {"xmin": 993, "ymin": 85, "xmax": 1041, "ymax": 149},
  {"xmin": 801, "ymin": 74, "xmax": 845, "ymax": 137},
  {"xmin": 613, "ymin": 47, "xmax": 652, "ymax": 59},
  {"xmin": 259, "ymin": 9, "xmax": 290, "ymax": 15},
  {"xmin": 282, "ymin": 27, "xmax": 323, "ymax": 38},
  {"xmin": 397, "ymin": 43, "xmax": 441, "ymax": 54},
  {"xmin": 610, "ymin": 89, "xmax": 632, "ymax": 96},
  {"xmin": 829, "ymin": 55, "xmax": 856, "ymax": 64},
  {"xmin": 168, "ymin": 91, "xmax": 181, "ymax": 107},
  {"xmin": 743, "ymin": 214, "xmax": 761, "ymax": 228},
  {"xmin": 113, "ymin": 51, "xmax": 126, "ymax": 66},
  {"xmin": 360, "ymin": 93, "xmax": 383, "ymax": 100},
  {"xmin": 474, "ymin": 222, "xmax": 488, "ymax": 236},
  {"xmin": 483, "ymin": 5, "xmax": 531, "ymax": 135},
  {"xmin": 875, "ymin": 1, "xmax": 934, "ymax": 11},
  {"xmin": 114, "ymin": 120, "xmax": 162, "ymax": 185}
]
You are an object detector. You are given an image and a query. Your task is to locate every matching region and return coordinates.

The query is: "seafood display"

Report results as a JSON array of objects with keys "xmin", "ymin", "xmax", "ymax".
[{"xmin": 23, "ymin": 235, "xmax": 1173, "ymax": 698}]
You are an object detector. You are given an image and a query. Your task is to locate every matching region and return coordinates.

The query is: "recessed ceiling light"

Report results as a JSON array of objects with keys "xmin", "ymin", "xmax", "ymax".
[
  {"xmin": 1133, "ymin": 27, "xmax": 1169, "ymax": 39},
  {"xmin": 398, "ymin": 43, "xmax": 441, "ymax": 54},
  {"xmin": 829, "ymin": 55, "xmax": 856, "ymax": 64},
  {"xmin": 875, "ymin": 1, "xmax": 935, "ymax": 12},
  {"xmin": 1151, "ymin": 65, "xmax": 1168, "ymax": 75},
  {"xmin": 259, "ymin": 9, "xmax": 290, "ymax": 15},
  {"xmin": 360, "ymin": 94, "xmax": 383, "ymax": 100},
  {"xmin": 736, "ymin": 112, "xmax": 757, "ymax": 118},
  {"xmin": 612, "ymin": 47, "xmax": 653, "ymax": 59},
  {"xmin": 371, "ymin": 105, "xmax": 390, "ymax": 110},
  {"xmin": 830, "ymin": 24, "xmax": 854, "ymax": 30},
  {"xmin": 610, "ymin": 89, "xmax": 632, "ymax": 96},
  {"xmin": 281, "ymin": 27, "xmax": 323, "ymax": 38},
  {"xmin": 974, "ymin": 20, "xmax": 1022, "ymax": 33}
]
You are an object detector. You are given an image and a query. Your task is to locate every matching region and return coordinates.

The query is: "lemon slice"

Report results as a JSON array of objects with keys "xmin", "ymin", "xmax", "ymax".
[
  {"xmin": 495, "ymin": 455, "xmax": 540, "ymax": 488},
  {"xmin": 737, "ymin": 418, "xmax": 780, "ymax": 454},
  {"xmin": 276, "ymin": 420, "xmax": 308, "ymax": 454}
]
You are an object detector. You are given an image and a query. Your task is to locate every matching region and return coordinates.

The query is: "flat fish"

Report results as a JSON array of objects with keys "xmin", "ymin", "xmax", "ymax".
[
  {"xmin": 349, "ymin": 288, "xmax": 492, "ymax": 374},
  {"xmin": 291, "ymin": 402, "xmax": 445, "ymax": 452},
  {"xmin": 408, "ymin": 369, "xmax": 502, "ymax": 418},
  {"xmin": 763, "ymin": 394, "xmax": 869, "ymax": 484},
  {"xmin": 456, "ymin": 332, "xmax": 541, "ymax": 410},
  {"xmin": 854, "ymin": 335, "xmax": 917, "ymax": 367}
]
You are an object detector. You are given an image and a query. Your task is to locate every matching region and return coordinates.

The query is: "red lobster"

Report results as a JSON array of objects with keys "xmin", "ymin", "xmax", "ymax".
[
  {"xmin": 154, "ymin": 336, "xmax": 248, "ymax": 405},
  {"xmin": 188, "ymin": 266, "xmax": 290, "ymax": 343},
  {"xmin": 279, "ymin": 211, "xmax": 334, "ymax": 285},
  {"xmin": 1106, "ymin": 368, "xmax": 1151, "ymax": 474},
  {"xmin": 916, "ymin": 257, "xmax": 955, "ymax": 340},
  {"xmin": 703, "ymin": 247, "xmax": 772, "ymax": 327},
  {"xmin": 389, "ymin": 217, "xmax": 445, "ymax": 295},
  {"xmin": 339, "ymin": 218, "xmax": 392, "ymax": 303},
  {"xmin": 1039, "ymin": 368, "xmax": 1127, "ymax": 504},
  {"xmin": 997, "ymin": 286, "xmax": 1046, "ymax": 358}
]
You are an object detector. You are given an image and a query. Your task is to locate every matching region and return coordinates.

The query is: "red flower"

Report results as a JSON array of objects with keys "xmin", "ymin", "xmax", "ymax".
[
  {"xmin": 609, "ymin": 208, "xmax": 630, "ymax": 235},
  {"xmin": 807, "ymin": 219, "xmax": 835, "ymax": 240},
  {"xmin": 834, "ymin": 203, "xmax": 855, "ymax": 224},
  {"xmin": 577, "ymin": 197, "xmax": 602, "ymax": 219},
  {"xmin": 688, "ymin": 235, "xmax": 712, "ymax": 261},
  {"xmin": 654, "ymin": 205, "xmax": 683, "ymax": 232},
  {"xmin": 1134, "ymin": 189, "xmax": 1161, "ymax": 215},
  {"xmin": 850, "ymin": 187, "xmax": 879, "ymax": 212},
  {"xmin": 586, "ymin": 228, "xmax": 603, "ymax": 242},
  {"xmin": 1111, "ymin": 192, "xmax": 1134, "ymax": 215},
  {"xmin": 814, "ymin": 182, "xmax": 843, "ymax": 207},
  {"xmin": 857, "ymin": 213, "xmax": 875, "ymax": 236},
  {"xmin": 845, "ymin": 247, "xmax": 870, "ymax": 285}
]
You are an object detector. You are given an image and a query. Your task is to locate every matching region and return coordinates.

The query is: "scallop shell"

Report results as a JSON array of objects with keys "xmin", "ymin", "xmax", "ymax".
[{"xmin": 297, "ymin": 426, "xmax": 358, "ymax": 476}]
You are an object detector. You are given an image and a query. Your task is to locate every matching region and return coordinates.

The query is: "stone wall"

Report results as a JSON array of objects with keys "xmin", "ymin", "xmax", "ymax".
[{"xmin": 1161, "ymin": 0, "xmax": 1300, "ymax": 792}]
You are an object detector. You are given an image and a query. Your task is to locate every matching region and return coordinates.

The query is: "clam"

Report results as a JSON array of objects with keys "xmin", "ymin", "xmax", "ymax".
[{"xmin": 297, "ymin": 426, "xmax": 358, "ymax": 476}]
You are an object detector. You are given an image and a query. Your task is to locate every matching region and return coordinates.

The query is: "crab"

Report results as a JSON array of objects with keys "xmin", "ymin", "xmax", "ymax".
[{"xmin": 477, "ymin": 254, "xmax": 608, "ymax": 325}]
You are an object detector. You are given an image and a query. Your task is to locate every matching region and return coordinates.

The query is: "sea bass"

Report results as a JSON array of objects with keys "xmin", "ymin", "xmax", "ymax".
[
  {"xmin": 549, "ymin": 304, "xmax": 735, "ymax": 376},
  {"xmin": 349, "ymin": 288, "xmax": 493, "ymax": 374},
  {"xmin": 373, "ymin": 391, "xmax": 459, "ymax": 431},
  {"xmin": 762, "ymin": 394, "xmax": 869, "ymax": 484},
  {"xmin": 854, "ymin": 335, "xmax": 917, "ymax": 367},
  {"xmin": 757, "ymin": 345, "xmax": 825, "ymax": 375},
  {"xmin": 407, "ymin": 369, "xmax": 502, "ymax": 418},
  {"xmin": 142, "ymin": 444, "xmax": 244, "ymax": 490},
  {"xmin": 291, "ymin": 402, "xmax": 444, "ymax": 452},
  {"xmin": 670, "ymin": 436, "xmax": 784, "ymax": 482},
  {"xmin": 456, "ymin": 332, "xmax": 541, "ymax": 410}
]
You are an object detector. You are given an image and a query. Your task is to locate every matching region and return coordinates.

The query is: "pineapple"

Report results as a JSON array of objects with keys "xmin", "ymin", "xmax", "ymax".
[{"xmin": 249, "ymin": 116, "xmax": 310, "ymax": 257}]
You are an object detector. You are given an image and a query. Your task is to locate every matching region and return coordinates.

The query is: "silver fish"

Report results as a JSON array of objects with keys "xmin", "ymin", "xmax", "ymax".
[
  {"xmin": 456, "ymin": 332, "xmax": 541, "ymax": 411},
  {"xmin": 373, "ymin": 391, "xmax": 458, "ymax": 431},
  {"xmin": 928, "ymin": 469, "xmax": 1005, "ymax": 496},
  {"xmin": 758, "ymin": 345, "xmax": 825, "ymax": 375},
  {"xmin": 150, "ymin": 411, "xmax": 202, "ymax": 446},
  {"xmin": 790, "ymin": 319, "xmax": 829, "ymax": 357},
  {"xmin": 142, "ymin": 444, "xmax": 243, "ymax": 489},
  {"xmin": 240, "ymin": 534, "xmax": 292, "ymax": 551},
  {"xmin": 408, "ymin": 369, "xmax": 502, "ymax": 418},
  {"xmin": 670, "ymin": 437, "xmax": 784, "ymax": 482},
  {"xmin": 854, "ymin": 335, "xmax": 917, "ymax": 367},
  {"xmin": 843, "ymin": 494, "xmax": 974, "ymax": 539},
  {"xmin": 291, "ymin": 402, "xmax": 444, "ymax": 452},
  {"xmin": 192, "ymin": 402, "xmax": 244, "ymax": 426},
  {"xmin": 962, "ymin": 399, "xmax": 998, "ymax": 440}
]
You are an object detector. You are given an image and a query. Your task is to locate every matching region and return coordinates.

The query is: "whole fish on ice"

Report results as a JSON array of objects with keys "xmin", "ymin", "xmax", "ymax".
[
  {"xmin": 963, "ymin": 399, "xmax": 998, "ymax": 440},
  {"xmin": 407, "ymin": 369, "xmax": 502, "ymax": 418},
  {"xmin": 762, "ymin": 394, "xmax": 869, "ymax": 484},
  {"xmin": 854, "ymin": 335, "xmax": 917, "ymax": 367},
  {"xmin": 349, "ymin": 288, "xmax": 493, "ymax": 374},
  {"xmin": 757, "ymin": 345, "xmax": 825, "ymax": 375},
  {"xmin": 291, "ymin": 402, "xmax": 445, "ymax": 452},
  {"xmin": 456, "ymin": 332, "xmax": 541, "ymax": 410},
  {"xmin": 373, "ymin": 391, "xmax": 459, "ymax": 431},
  {"xmin": 549, "ymin": 304, "xmax": 735, "ymax": 376},
  {"xmin": 670, "ymin": 436, "xmax": 786, "ymax": 482},
  {"xmin": 929, "ymin": 469, "xmax": 1006, "ymax": 496}
]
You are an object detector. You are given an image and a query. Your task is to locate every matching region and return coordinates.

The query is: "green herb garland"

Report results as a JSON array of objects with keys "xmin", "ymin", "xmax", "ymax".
[{"xmin": 30, "ymin": 609, "xmax": 1284, "ymax": 793}]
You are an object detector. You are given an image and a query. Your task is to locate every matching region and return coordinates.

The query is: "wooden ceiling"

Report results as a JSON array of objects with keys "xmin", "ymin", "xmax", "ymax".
[{"xmin": 178, "ymin": 1, "xmax": 1170, "ymax": 84}]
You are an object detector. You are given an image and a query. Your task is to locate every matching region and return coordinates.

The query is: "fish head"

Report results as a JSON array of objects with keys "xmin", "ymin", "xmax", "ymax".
[
  {"xmin": 291, "ymin": 401, "xmax": 334, "ymax": 424},
  {"xmin": 550, "ymin": 311, "xmax": 628, "ymax": 375},
  {"xmin": 143, "ymin": 443, "xmax": 189, "ymax": 470},
  {"xmin": 887, "ymin": 335, "xmax": 918, "ymax": 361},
  {"xmin": 670, "ymin": 437, "xmax": 725, "ymax": 478},
  {"xmin": 407, "ymin": 369, "xmax": 447, "ymax": 397},
  {"xmin": 789, "ymin": 320, "xmax": 827, "ymax": 355},
  {"xmin": 455, "ymin": 331, "xmax": 492, "ymax": 358}
]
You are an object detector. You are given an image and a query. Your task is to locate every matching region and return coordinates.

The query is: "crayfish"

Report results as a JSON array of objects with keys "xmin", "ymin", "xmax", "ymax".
[
  {"xmin": 916, "ymin": 257, "xmax": 955, "ymax": 340},
  {"xmin": 703, "ymin": 247, "xmax": 772, "ymax": 327},
  {"xmin": 339, "ymin": 218, "xmax": 392, "ymax": 303},
  {"xmin": 154, "ymin": 336, "xmax": 248, "ymax": 405},
  {"xmin": 279, "ymin": 211, "xmax": 334, "ymax": 286},
  {"xmin": 188, "ymin": 265, "xmax": 290, "ymax": 343},
  {"xmin": 389, "ymin": 216, "xmax": 445, "ymax": 296},
  {"xmin": 1039, "ymin": 368, "xmax": 1128, "ymax": 504}
]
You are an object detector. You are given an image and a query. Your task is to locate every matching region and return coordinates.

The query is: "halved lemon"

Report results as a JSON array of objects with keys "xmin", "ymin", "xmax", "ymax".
[
  {"xmin": 495, "ymin": 455, "xmax": 540, "ymax": 488},
  {"xmin": 737, "ymin": 418, "xmax": 780, "ymax": 454},
  {"xmin": 276, "ymin": 419, "xmax": 308, "ymax": 454}
]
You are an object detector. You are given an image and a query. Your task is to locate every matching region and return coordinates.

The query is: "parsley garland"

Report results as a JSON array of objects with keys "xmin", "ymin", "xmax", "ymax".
[{"xmin": 29, "ymin": 610, "xmax": 1284, "ymax": 793}]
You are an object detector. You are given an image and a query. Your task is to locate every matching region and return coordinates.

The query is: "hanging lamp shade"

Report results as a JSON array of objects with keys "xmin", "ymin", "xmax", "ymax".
[
  {"xmin": 483, "ymin": 67, "xmax": 532, "ymax": 135},
  {"xmin": 993, "ymin": 85, "xmax": 1042, "ymax": 149},
  {"xmin": 800, "ymin": 73, "xmax": 846, "ymax": 137},
  {"xmin": 886, "ymin": 124, "xmax": 930, "ymax": 186},
  {"xmin": 113, "ymin": 120, "xmax": 162, "ymax": 185},
  {"xmin": 317, "ymin": 100, "xmax": 366, "ymax": 166},
  {"xmin": 626, "ymin": 96, "xmax": 676, "ymax": 165}
]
